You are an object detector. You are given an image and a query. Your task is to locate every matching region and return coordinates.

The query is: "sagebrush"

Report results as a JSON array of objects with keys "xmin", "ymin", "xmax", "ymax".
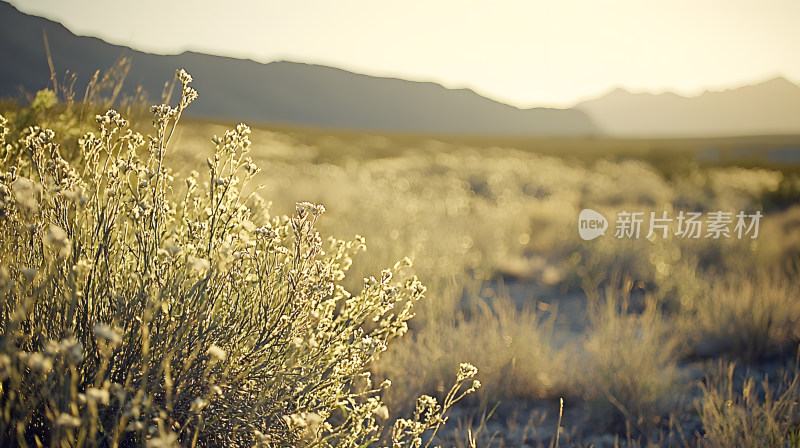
[{"xmin": 0, "ymin": 70, "xmax": 478, "ymax": 447}]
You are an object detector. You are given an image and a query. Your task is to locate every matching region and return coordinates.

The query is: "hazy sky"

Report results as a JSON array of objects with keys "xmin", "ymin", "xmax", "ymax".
[{"xmin": 8, "ymin": 0, "xmax": 800, "ymax": 108}]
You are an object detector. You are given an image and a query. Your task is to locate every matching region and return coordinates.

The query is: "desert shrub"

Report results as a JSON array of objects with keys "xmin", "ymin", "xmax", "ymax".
[
  {"xmin": 706, "ymin": 167, "xmax": 784, "ymax": 212},
  {"xmin": 375, "ymin": 289, "xmax": 568, "ymax": 414},
  {"xmin": 698, "ymin": 360, "xmax": 800, "ymax": 447},
  {"xmin": 0, "ymin": 58, "xmax": 147, "ymax": 167},
  {"xmin": 579, "ymin": 283, "xmax": 682, "ymax": 437},
  {"xmin": 582, "ymin": 158, "xmax": 674, "ymax": 208},
  {"xmin": 755, "ymin": 204, "xmax": 800, "ymax": 271},
  {"xmin": 682, "ymin": 269, "xmax": 800, "ymax": 362},
  {"xmin": 0, "ymin": 70, "xmax": 478, "ymax": 447}
]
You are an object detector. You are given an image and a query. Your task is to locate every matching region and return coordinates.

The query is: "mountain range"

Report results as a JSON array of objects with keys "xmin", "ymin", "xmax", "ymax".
[
  {"xmin": 0, "ymin": 1, "xmax": 594, "ymax": 136},
  {"xmin": 576, "ymin": 78, "xmax": 800, "ymax": 137},
  {"xmin": 2, "ymin": 0, "xmax": 800, "ymax": 137}
]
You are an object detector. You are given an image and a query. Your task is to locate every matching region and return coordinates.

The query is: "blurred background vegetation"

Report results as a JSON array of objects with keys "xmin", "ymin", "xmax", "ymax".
[{"xmin": 167, "ymin": 115, "xmax": 800, "ymax": 445}]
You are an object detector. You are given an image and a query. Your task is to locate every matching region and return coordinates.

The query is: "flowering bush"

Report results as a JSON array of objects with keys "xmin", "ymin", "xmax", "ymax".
[{"xmin": 0, "ymin": 70, "xmax": 478, "ymax": 447}]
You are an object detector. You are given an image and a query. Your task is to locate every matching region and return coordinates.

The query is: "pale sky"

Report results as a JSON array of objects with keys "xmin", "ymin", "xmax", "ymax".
[{"xmin": 7, "ymin": 0, "xmax": 800, "ymax": 108}]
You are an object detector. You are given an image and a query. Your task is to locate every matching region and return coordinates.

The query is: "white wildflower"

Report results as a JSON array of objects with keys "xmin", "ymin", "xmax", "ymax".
[
  {"xmin": 94, "ymin": 323, "xmax": 122, "ymax": 345},
  {"xmin": 176, "ymin": 69, "xmax": 193, "ymax": 85},
  {"xmin": 24, "ymin": 352, "xmax": 53, "ymax": 373},
  {"xmin": 188, "ymin": 256, "xmax": 210, "ymax": 274},
  {"xmin": 457, "ymin": 362, "xmax": 478, "ymax": 381},
  {"xmin": 56, "ymin": 413, "xmax": 81, "ymax": 428},
  {"xmin": 374, "ymin": 405, "xmax": 390, "ymax": 420},
  {"xmin": 207, "ymin": 344, "xmax": 227, "ymax": 362},
  {"xmin": 44, "ymin": 224, "xmax": 71, "ymax": 258},
  {"xmin": 85, "ymin": 387, "xmax": 110, "ymax": 405}
]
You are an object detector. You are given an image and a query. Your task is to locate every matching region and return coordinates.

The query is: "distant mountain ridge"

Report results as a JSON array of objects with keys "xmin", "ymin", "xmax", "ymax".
[
  {"xmin": 0, "ymin": 1, "xmax": 596, "ymax": 136},
  {"xmin": 576, "ymin": 77, "xmax": 800, "ymax": 137},
  {"xmin": 4, "ymin": 1, "xmax": 798, "ymax": 138}
]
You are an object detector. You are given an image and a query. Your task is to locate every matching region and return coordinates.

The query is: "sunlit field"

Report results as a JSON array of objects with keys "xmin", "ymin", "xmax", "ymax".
[
  {"xmin": 169, "ymin": 118, "xmax": 800, "ymax": 446},
  {"xmin": 2, "ymin": 70, "xmax": 800, "ymax": 447}
]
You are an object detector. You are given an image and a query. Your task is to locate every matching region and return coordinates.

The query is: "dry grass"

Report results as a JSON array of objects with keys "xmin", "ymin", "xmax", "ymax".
[
  {"xmin": 375, "ymin": 289, "xmax": 569, "ymax": 415},
  {"xmin": 682, "ymin": 269, "xmax": 800, "ymax": 362},
  {"xmin": 698, "ymin": 358, "xmax": 800, "ymax": 447},
  {"xmin": 577, "ymin": 280, "xmax": 683, "ymax": 438},
  {"xmin": 166, "ymin": 111, "xmax": 800, "ymax": 445},
  {"xmin": 170, "ymin": 115, "xmax": 800, "ymax": 445}
]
